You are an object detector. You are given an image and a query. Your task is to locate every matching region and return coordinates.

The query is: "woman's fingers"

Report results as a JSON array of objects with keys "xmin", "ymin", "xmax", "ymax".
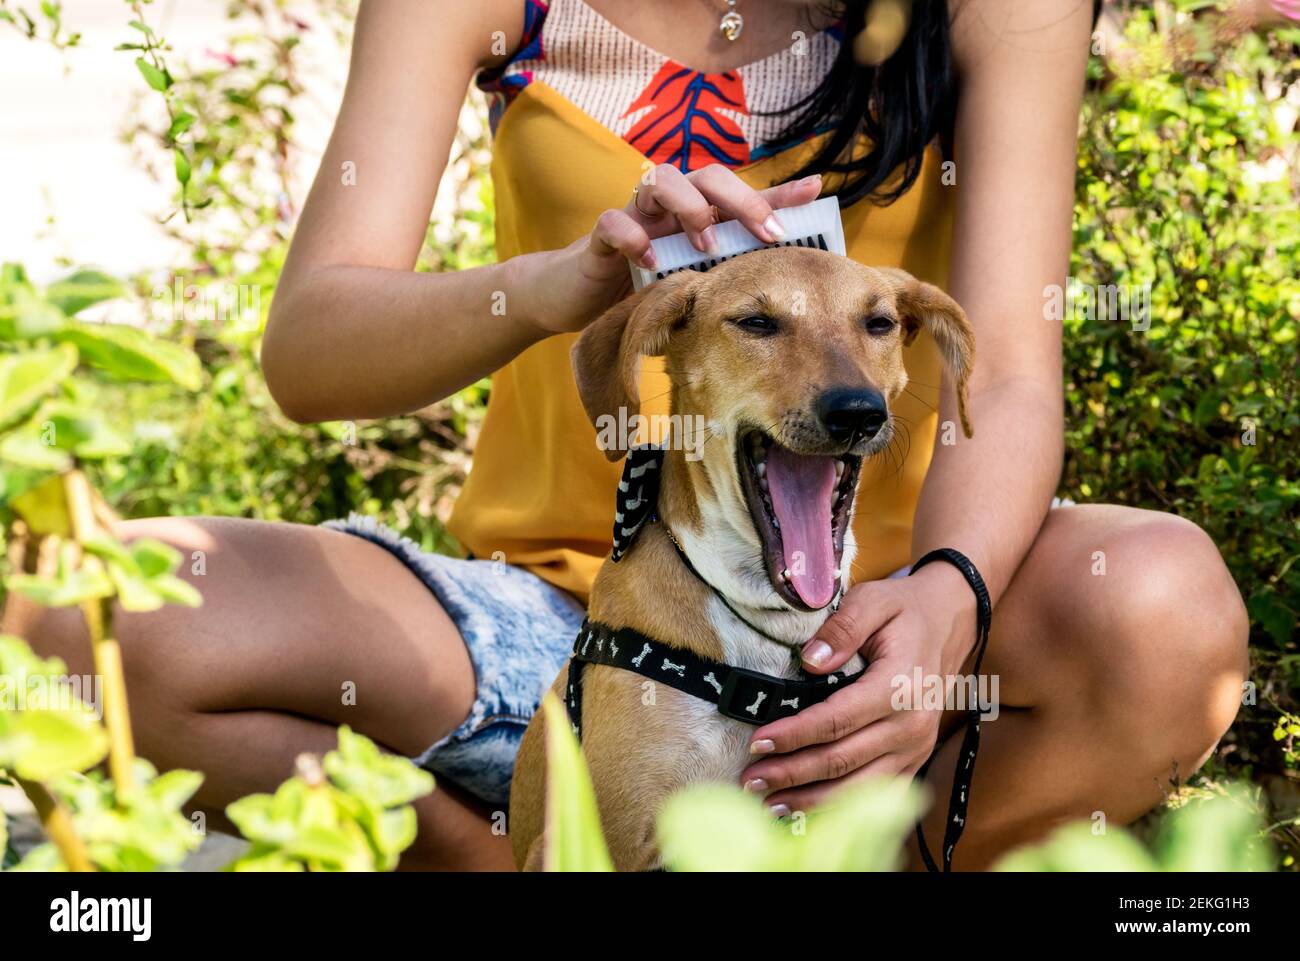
[
  {"xmin": 687, "ymin": 164, "xmax": 788, "ymax": 243},
  {"xmin": 742, "ymin": 716, "xmax": 894, "ymax": 793},
  {"xmin": 759, "ymin": 172, "xmax": 824, "ymax": 212},
  {"xmin": 746, "ymin": 665, "xmax": 896, "ymax": 756},
  {"xmin": 800, "ymin": 579, "xmax": 904, "ymax": 674},
  {"xmin": 627, "ymin": 164, "xmax": 717, "ymax": 251},
  {"xmin": 761, "ymin": 754, "xmax": 912, "ymax": 817},
  {"xmin": 588, "ymin": 207, "xmax": 656, "ymax": 270},
  {"xmin": 628, "ymin": 165, "xmax": 826, "ymax": 252}
]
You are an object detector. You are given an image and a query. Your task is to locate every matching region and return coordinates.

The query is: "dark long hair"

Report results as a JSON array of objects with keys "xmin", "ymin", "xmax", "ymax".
[{"xmin": 771, "ymin": 0, "xmax": 1101, "ymax": 208}]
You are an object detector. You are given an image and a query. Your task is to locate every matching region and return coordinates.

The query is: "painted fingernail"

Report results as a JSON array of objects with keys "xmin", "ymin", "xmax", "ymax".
[
  {"xmin": 640, "ymin": 247, "xmax": 658, "ymax": 269},
  {"xmin": 803, "ymin": 640, "xmax": 832, "ymax": 667},
  {"xmin": 744, "ymin": 778, "xmax": 769, "ymax": 793},
  {"xmin": 750, "ymin": 738, "xmax": 776, "ymax": 755},
  {"xmin": 762, "ymin": 214, "xmax": 786, "ymax": 240},
  {"xmin": 701, "ymin": 225, "xmax": 720, "ymax": 253},
  {"xmin": 769, "ymin": 803, "xmax": 792, "ymax": 818}
]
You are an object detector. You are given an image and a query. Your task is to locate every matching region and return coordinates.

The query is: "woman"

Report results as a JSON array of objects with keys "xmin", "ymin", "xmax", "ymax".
[{"xmin": 17, "ymin": 0, "xmax": 1248, "ymax": 870}]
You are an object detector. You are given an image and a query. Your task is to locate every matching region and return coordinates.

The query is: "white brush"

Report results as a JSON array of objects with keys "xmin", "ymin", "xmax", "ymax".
[{"xmin": 629, "ymin": 196, "xmax": 846, "ymax": 291}]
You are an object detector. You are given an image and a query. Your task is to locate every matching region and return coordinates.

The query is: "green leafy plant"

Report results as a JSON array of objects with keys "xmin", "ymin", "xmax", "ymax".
[
  {"xmin": 996, "ymin": 784, "xmax": 1275, "ymax": 872},
  {"xmin": 0, "ymin": 269, "xmax": 433, "ymax": 872},
  {"xmin": 226, "ymin": 727, "xmax": 434, "ymax": 872},
  {"xmin": 538, "ymin": 699, "xmax": 1276, "ymax": 872}
]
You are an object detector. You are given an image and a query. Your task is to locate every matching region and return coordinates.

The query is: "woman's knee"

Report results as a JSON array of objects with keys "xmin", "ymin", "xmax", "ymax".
[{"xmin": 1077, "ymin": 509, "xmax": 1248, "ymax": 773}]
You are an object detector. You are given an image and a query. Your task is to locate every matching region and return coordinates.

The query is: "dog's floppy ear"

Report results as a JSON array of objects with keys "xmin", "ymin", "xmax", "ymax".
[
  {"xmin": 882, "ymin": 269, "xmax": 976, "ymax": 438},
  {"xmin": 571, "ymin": 271, "xmax": 700, "ymax": 461}
]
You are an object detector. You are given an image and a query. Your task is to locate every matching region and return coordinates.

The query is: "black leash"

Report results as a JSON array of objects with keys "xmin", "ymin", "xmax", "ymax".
[
  {"xmin": 564, "ymin": 619, "xmax": 864, "ymax": 740},
  {"xmin": 908, "ymin": 547, "xmax": 993, "ymax": 873}
]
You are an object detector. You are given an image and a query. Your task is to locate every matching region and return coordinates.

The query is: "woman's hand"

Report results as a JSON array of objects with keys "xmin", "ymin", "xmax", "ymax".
[
  {"xmin": 512, "ymin": 165, "xmax": 824, "ymax": 335},
  {"xmin": 738, "ymin": 562, "xmax": 978, "ymax": 815}
]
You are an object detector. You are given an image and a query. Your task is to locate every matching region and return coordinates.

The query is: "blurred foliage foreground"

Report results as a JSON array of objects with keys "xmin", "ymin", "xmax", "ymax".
[{"xmin": 0, "ymin": 1, "xmax": 1296, "ymax": 870}]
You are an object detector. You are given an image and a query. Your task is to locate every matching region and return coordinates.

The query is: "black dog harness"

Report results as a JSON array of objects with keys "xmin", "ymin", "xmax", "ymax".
[
  {"xmin": 569, "ymin": 445, "xmax": 991, "ymax": 873},
  {"xmin": 564, "ymin": 620, "xmax": 863, "ymax": 738}
]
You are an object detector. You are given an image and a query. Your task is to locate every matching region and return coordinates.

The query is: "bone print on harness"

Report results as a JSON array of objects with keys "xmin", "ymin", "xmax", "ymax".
[{"xmin": 563, "ymin": 619, "xmax": 862, "ymax": 742}]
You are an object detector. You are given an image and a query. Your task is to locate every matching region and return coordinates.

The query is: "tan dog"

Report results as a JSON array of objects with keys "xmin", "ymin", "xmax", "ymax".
[{"xmin": 509, "ymin": 247, "xmax": 974, "ymax": 871}]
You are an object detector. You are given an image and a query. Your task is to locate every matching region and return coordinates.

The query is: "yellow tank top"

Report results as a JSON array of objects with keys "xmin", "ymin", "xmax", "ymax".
[{"xmin": 449, "ymin": 5, "xmax": 955, "ymax": 602}]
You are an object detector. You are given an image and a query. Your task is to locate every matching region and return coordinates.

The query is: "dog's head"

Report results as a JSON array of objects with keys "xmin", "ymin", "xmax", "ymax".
[{"xmin": 573, "ymin": 247, "xmax": 974, "ymax": 613}]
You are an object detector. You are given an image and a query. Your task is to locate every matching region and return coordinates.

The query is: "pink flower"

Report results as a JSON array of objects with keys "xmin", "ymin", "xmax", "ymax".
[{"xmin": 205, "ymin": 48, "xmax": 238, "ymax": 68}]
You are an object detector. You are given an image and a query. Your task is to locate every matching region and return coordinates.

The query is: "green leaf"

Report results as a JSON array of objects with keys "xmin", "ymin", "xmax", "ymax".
[
  {"xmin": 1153, "ymin": 789, "xmax": 1273, "ymax": 871},
  {"xmin": 167, "ymin": 112, "xmax": 195, "ymax": 141},
  {"xmin": 540, "ymin": 693, "xmax": 613, "ymax": 871},
  {"xmin": 147, "ymin": 575, "xmax": 202, "ymax": 608},
  {"xmin": 323, "ymin": 725, "xmax": 433, "ymax": 809},
  {"xmin": 174, "ymin": 148, "xmax": 191, "ymax": 186},
  {"xmin": 994, "ymin": 822, "xmax": 1159, "ymax": 872},
  {"xmin": 0, "ymin": 344, "xmax": 78, "ymax": 431},
  {"xmin": 128, "ymin": 538, "xmax": 181, "ymax": 578},
  {"xmin": 0, "ymin": 402, "xmax": 131, "ymax": 463},
  {"xmin": 2, "ymin": 287, "xmax": 65, "ymax": 339},
  {"xmin": 794, "ymin": 777, "xmax": 926, "ymax": 871},
  {"xmin": 0, "ymin": 709, "xmax": 109, "ymax": 782},
  {"xmin": 135, "ymin": 57, "xmax": 170, "ymax": 92},
  {"xmin": 0, "ymin": 424, "xmax": 72, "ymax": 471},
  {"xmin": 44, "ymin": 269, "xmax": 126, "ymax": 317},
  {"xmin": 146, "ymin": 769, "xmax": 204, "ymax": 810},
  {"xmin": 9, "ymin": 473, "xmax": 71, "ymax": 537},
  {"xmin": 6, "ymin": 567, "xmax": 114, "ymax": 608},
  {"xmin": 658, "ymin": 786, "xmax": 790, "ymax": 871},
  {"xmin": 55, "ymin": 322, "xmax": 200, "ymax": 389}
]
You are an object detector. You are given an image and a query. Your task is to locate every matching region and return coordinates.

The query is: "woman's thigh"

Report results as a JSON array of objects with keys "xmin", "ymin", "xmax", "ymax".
[
  {"xmin": 974, "ymin": 502, "xmax": 1248, "ymax": 720},
  {"xmin": 13, "ymin": 515, "xmax": 478, "ymax": 762}
]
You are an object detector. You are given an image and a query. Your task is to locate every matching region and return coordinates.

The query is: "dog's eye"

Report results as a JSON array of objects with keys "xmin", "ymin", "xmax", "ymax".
[
  {"xmin": 864, "ymin": 315, "xmax": 896, "ymax": 336},
  {"xmin": 733, "ymin": 315, "xmax": 779, "ymax": 335}
]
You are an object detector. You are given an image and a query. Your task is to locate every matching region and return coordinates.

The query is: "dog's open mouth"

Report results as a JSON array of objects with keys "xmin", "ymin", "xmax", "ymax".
[{"xmin": 736, "ymin": 431, "xmax": 862, "ymax": 611}]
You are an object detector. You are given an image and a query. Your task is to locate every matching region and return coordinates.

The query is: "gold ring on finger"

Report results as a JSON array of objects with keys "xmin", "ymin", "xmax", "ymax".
[{"xmin": 632, "ymin": 185, "xmax": 657, "ymax": 218}]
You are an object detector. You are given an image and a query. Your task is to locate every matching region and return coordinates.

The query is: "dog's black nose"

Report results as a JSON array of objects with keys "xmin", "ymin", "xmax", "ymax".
[{"xmin": 817, "ymin": 388, "xmax": 888, "ymax": 443}]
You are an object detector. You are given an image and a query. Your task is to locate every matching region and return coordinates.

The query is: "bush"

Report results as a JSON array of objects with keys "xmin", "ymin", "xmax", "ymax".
[{"xmin": 1066, "ymin": 9, "xmax": 1299, "ymax": 805}]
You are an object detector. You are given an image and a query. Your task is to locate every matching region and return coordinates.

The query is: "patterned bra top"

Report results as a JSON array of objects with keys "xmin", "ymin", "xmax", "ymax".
[{"xmin": 476, "ymin": 0, "xmax": 843, "ymax": 171}]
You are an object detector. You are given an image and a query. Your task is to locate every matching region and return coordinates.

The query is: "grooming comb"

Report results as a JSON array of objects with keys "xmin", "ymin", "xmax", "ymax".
[{"xmin": 629, "ymin": 196, "xmax": 846, "ymax": 292}]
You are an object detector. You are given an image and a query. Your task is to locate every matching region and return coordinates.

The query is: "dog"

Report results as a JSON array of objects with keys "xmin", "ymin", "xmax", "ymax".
[{"xmin": 508, "ymin": 246, "xmax": 975, "ymax": 871}]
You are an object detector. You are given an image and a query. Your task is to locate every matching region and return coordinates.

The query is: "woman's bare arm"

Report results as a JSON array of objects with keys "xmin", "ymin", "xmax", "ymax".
[
  {"xmin": 909, "ymin": 0, "xmax": 1092, "ymax": 606},
  {"xmin": 264, "ymin": 0, "xmax": 821, "ymax": 423},
  {"xmin": 263, "ymin": 0, "xmax": 535, "ymax": 422}
]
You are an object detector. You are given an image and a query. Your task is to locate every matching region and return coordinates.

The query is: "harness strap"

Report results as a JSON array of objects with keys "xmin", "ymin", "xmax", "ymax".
[
  {"xmin": 909, "ymin": 547, "xmax": 993, "ymax": 874},
  {"xmin": 563, "ymin": 619, "xmax": 864, "ymax": 741}
]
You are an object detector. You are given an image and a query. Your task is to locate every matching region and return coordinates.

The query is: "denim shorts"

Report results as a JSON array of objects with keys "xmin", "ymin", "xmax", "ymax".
[{"xmin": 322, "ymin": 513, "xmax": 584, "ymax": 810}]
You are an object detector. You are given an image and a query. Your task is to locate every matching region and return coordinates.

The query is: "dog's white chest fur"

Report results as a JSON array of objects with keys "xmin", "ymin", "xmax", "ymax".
[{"xmin": 657, "ymin": 595, "xmax": 866, "ymax": 791}]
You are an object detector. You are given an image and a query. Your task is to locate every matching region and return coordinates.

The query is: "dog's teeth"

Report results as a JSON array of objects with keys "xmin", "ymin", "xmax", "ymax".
[
  {"xmin": 835, "ymin": 460, "xmax": 845, "ymax": 479},
  {"xmin": 756, "ymin": 461, "xmax": 766, "ymax": 479}
]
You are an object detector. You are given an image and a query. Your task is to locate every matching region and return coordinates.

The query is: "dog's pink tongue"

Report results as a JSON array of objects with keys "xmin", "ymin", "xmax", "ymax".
[{"xmin": 765, "ymin": 445, "xmax": 839, "ymax": 609}]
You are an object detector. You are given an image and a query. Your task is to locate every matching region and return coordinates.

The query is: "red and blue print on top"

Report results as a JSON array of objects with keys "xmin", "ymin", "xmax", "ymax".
[
  {"xmin": 477, "ymin": 0, "xmax": 841, "ymax": 173},
  {"xmin": 624, "ymin": 63, "xmax": 749, "ymax": 170}
]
